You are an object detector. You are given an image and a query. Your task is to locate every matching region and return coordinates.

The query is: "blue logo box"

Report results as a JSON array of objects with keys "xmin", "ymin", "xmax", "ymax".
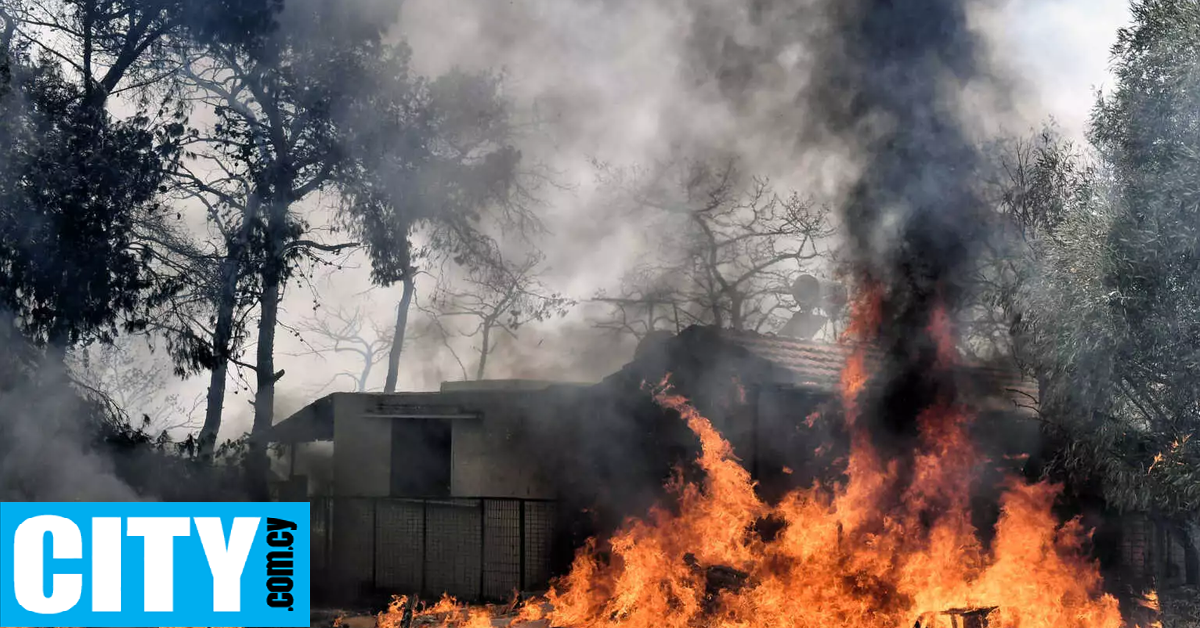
[{"xmin": 0, "ymin": 501, "xmax": 310, "ymax": 627}]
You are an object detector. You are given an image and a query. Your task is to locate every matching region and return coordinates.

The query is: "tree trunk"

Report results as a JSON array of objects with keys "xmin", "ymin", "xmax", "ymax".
[
  {"xmin": 475, "ymin": 322, "xmax": 491, "ymax": 380},
  {"xmin": 383, "ymin": 274, "xmax": 414, "ymax": 393},
  {"xmin": 248, "ymin": 198, "xmax": 288, "ymax": 501},
  {"xmin": 81, "ymin": 0, "xmax": 94, "ymax": 101},
  {"xmin": 247, "ymin": 262, "xmax": 280, "ymax": 500},
  {"xmin": 730, "ymin": 294, "xmax": 744, "ymax": 330},
  {"xmin": 358, "ymin": 360, "xmax": 371, "ymax": 392},
  {"xmin": 198, "ymin": 256, "xmax": 242, "ymax": 460},
  {"xmin": 1, "ymin": 13, "xmax": 16, "ymax": 60},
  {"xmin": 199, "ymin": 352, "xmax": 230, "ymax": 459},
  {"xmin": 198, "ymin": 202, "xmax": 256, "ymax": 461},
  {"xmin": 200, "ymin": 360, "xmax": 230, "ymax": 449}
]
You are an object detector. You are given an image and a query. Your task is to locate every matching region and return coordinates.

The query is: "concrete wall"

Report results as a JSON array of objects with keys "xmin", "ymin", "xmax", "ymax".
[
  {"xmin": 450, "ymin": 403, "xmax": 555, "ymax": 499},
  {"xmin": 332, "ymin": 395, "xmax": 393, "ymax": 497},
  {"xmin": 318, "ymin": 388, "xmax": 568, "ymax": 499}
]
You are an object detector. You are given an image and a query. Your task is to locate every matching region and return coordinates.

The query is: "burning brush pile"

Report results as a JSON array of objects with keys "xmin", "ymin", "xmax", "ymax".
[{"xmin": 377, "ymin": 288, "xmax": 1133, "ymax": 628}]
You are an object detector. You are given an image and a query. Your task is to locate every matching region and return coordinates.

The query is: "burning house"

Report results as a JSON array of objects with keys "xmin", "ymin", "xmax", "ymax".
[
  {"xmin": 595, "ymin": 325, "xmax": 1042, "ymax": 503},
  {"xmin": 273, "ymin": 314, "xmax": 1192, "ymax": 613},
  {"xmin": 273, "ymin": 302, "xmax": 1197, "ymax": 626}
]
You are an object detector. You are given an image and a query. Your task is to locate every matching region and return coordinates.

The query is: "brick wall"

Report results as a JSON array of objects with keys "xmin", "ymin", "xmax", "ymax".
[{"xmin": 1117, "ymin": 514, "xmax": 1198, "ymax": 588}]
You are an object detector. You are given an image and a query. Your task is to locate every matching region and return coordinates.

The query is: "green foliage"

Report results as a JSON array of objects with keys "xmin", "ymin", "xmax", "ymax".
[
  {"xmin": 993, "ymin": 0, "xmax": 1200, "ymax": 517},
  {"xmin": 1083, "ymin": 0, "xmax": 1200, "ymax": 515},
  {"xmin": 338, "ymin": 62, "xmax": 524, "ymax": 286},
  {"xmin": 1090, "ymin": 0, "xmax": 1200, "ymax": 433},
  {"xmin": 0, "ymin": 0, "xmax": 289, "ymax": 350},
  {"xmin": 181, "ymin": 0, "xmax": 284, "ymax": 53},
  {"xmin": 0, "ymin": 45, "xmax": 183, "ymax": 346},
  {"xmin": 995, "ymin": 129, "xmax": 1200, "ymax": 516}
]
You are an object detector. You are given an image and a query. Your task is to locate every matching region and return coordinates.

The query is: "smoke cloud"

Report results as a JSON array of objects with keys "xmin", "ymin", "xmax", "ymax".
[
  {"xmin": 0, "ymin": 320, "xmax": 142, "ymax": 501},
  {"xmin": 195, "ymin": 0, "xmax": 1125, "ymax": 407},
  {"xmin": 799, "ymin": 0, "xmax": 1007, "ymax": 463},
  {"xmin": 2, "ymin": 0, "xmax": 1128, "ymax": 490}
]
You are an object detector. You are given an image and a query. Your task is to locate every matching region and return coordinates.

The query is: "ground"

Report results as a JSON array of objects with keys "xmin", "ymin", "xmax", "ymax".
[
  {"xmin": 1164, "ymin": 586, "xmax": 1200, "ymax": 628},
  {"xmin": 311, "ymin": 592, "xmax": 1200, "ymax": 628}
]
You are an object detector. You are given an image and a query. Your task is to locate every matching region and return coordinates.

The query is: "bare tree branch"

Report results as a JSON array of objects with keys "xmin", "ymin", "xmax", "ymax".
[{"xmin": 592, "ymin": 156, "xmax": 834, "ymax": 338}]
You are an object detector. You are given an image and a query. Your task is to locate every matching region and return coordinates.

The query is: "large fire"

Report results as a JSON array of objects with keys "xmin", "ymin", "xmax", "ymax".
[{"xmin": 383, "ymin": 288, "xmax": 1129, "ymax": 628}]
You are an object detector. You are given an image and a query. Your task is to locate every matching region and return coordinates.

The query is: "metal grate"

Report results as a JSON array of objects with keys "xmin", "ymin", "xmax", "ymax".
[
  {"xmin": 331, "ymin": 499, "xmax": 377, "ymax": 595},
  {"xmin": 523, "ymin": 501, "xmax": 557, "ymax": 591},
  {"xmin": 483, "ymin": 500, "xmax": 521, "ymax": 599},
  {"xmin": 424, "ymin": 499, "xmax": 482, "ymax": 600},
  {"xmin": 315, "ymin": 497, "xmax": 559, "ymax": 606},
  {"xmin": 375, "ymin": 499, "xmax": 425, "ymax": 592}
]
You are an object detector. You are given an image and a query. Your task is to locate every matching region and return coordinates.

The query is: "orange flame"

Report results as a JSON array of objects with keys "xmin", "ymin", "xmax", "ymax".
[{"xmin": 399, "ymin": 285, "xmax": 1124, "ymax": 628}]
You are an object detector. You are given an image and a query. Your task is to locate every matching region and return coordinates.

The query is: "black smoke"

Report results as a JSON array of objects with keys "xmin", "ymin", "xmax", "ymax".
[
  {"xmin": 806, "ymin": 0, "xmax": 996, "ymax": 462},
  {"xmin": 512, "ymin": 0, "xmax": 1011, "ymax": 535}
]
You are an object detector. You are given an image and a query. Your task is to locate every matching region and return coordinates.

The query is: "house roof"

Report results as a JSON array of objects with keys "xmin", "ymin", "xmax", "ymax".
[
  {"xmin": 268, "ymin": 394, "xmax": 336, "ymax": 443},
  {"xmin": 712, "ymin": 327, "xmax": 850, "ymax": 388},
  {"xmin": 645, "ymin": 326, "xmax": 1039, "ymax": 414},
  {"xmin": 270, "ymin": 326, "xmax": 1040, "ymax": 445},
  {"xmin": 439, "ymin": 379, "xmax": 590, "ymax": 393},
  {"xmin": 267, "ymin": 386, "xmax": 590, "ymax": 443}
]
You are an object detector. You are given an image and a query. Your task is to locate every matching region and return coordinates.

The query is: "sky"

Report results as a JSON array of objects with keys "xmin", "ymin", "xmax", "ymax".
[
  {"xmin": 93, "ymin": 0, "xmax": 1137, "ymax": 441},
  {"xmin": 997, "ymin": 0, "xmax": 1130, "ymax": 135}
]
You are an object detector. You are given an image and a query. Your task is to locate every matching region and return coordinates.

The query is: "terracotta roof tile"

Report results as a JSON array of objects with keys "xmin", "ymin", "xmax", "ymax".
[{"xmin": 697, "ymin": 327, "xmax": 1040, "ymax": 413}]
